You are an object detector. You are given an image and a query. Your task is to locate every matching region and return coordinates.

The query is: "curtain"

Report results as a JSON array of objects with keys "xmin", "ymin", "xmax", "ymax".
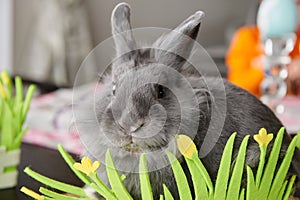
[{"xmin": 18, "ymin": 0, "xmax": 93, "ymax": 87}]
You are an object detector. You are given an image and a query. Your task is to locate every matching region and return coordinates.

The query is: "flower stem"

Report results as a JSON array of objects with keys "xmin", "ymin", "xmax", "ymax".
[
  {"xmin": 256, "ymin": 145, "xmax": 266, "ymax": 187},
  {"xmin": 89, "ymin": 173, "xmax": 116, "ymax": 200}
]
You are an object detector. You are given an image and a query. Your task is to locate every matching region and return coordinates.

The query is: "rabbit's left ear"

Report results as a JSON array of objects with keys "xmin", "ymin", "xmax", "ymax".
[
  {"xmin": 111, "ymin": 3, "xmax": 137, "ymax": 62},
  {"xmin": 153, "ymin": 11, "xmax": 205, "ymax": 71}
]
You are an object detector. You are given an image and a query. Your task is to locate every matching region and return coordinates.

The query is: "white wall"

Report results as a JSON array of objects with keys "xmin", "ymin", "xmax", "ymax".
[
  {"xmin": 0, "ymin": 0, "xmax": 13, "ymax": 72},
  {"xmin": 83, "ymin": 0, "xmax": 253, "ymax": 47},
  {"xmin": 13, "ymin": 0, "xmax": 39, "ymax": 74},
  {"xmin": 12, "ymin": 0, "xmax": 253, "ymax": 76}
]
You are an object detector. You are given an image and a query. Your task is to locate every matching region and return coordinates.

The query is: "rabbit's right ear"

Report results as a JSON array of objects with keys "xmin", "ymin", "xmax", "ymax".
[
  {"xmin": 111, "ymin": 3, "xmax": 137, "ymax": 62},
  {"xmin": 153, "ymin": 11, "xmax": 205, "ymax": 71}
]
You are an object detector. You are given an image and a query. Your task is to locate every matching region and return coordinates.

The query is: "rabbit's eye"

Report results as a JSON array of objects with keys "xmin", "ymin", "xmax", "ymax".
[
  {"xmin": 157, "ymin": 85, "xmax": 166, "ymax": 99},
  {"xmin": 112, "ymin": 84, "xmax": 116, "ymax": 96}
]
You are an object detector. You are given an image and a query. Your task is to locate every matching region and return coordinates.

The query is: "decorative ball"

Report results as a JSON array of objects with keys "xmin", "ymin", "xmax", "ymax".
[{"xmin": 257, "ymin": 0, "xmax": 298, "ymax": 38}]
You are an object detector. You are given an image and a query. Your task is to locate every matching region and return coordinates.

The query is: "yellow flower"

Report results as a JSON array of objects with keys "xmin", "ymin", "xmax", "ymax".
[
  {"xmin": 1, "ymin": 71, "xmax": 10, "ymax": 85},
  {"xmin": 0, "ymin": 82, "xmax": 7, "ymax": 98},
  {"xmin": 21, "ymin": 187, "xmax": 44, "ymax": 200},
  {"xmin": 254, "ymin": 128, "xmax": 273, "ymax": 147},
  {"xmin": 176, "ymin": 134, "xmax": 197, "ymax": 159},
  {"xmin": 74, "ymin": 157, "xmax": 100, "ymax": 175}
]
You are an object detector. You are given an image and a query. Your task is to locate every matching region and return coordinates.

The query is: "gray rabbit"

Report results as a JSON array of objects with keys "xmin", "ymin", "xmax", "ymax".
[{"xmin": 75, "ymin": 3, "xmax": 300, "ymax": 199}]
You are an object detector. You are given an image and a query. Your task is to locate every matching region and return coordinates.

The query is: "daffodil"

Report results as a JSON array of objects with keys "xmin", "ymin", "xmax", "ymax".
[
  {"xmin": 74, "ymin": 157, "xmax": 100, "ymax": 175},
  {"xmin": 254, "ymin": 128, "xmax": 273, "ymax": 147},
  {"xmin": 176, "ymin": 134, "xmax": 197, "ymax": 159},
  {"xmin": 20, "ymin": 187, "xmax": 44, "ymax": 200}
]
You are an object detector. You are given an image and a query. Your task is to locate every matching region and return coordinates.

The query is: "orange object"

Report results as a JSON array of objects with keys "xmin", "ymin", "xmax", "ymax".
[
  {"xmin": 291, "ymin": 28, "xmax": 300, "ymax": 58},
  {"xmin": 226, "ymin": 26, "xmax": 300, "ymax": 96}
]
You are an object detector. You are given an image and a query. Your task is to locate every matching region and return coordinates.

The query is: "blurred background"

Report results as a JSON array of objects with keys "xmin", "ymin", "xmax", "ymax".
[
  {"xmin": 2, "ymin": 3, "xmax": 300, "ymax": 199},
  {"xmin": 0, "ymin": 0, "xmax": 257, "ymax": 90},
  {"xmin": 4, "ymin": 0, "xmax": 300, "ymax": 153}
]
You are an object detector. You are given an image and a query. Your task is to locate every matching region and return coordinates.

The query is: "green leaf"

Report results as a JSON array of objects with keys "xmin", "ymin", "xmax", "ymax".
[
  {"xmin": 24, "ymin": 167, "xmax": 87, "ymax": 197},
  {"xmin": 214, "ymin": 133, "xmax": 236, "ymax": 200},
  {"xmin": 90, "ymin": 173, "xmax": 116, "ymax": 200},
  {"xmin": 59, "ymin": 145, "xmax": 116, "ymax": 200},
  {"xmin": 268, "ymin": 135, "xmax": 297, "ymax": 199},
  {"xmin": 15, "ymin": 76, "xmax": 23, "ymax": 105},
  {"xmin": 43, "ymin": 197, "xmax": 53, "ymax": 200},
  {"xmin": 276, "ymin": 180, "xmax": 288, "ymax": 200},
  {"xmin": 185, "ymin": 157, "xmax": 208, "ymax": 200},
  {"xmin": 21, "ymin": 186, "xmax": 52, "ymax": 200},
  {"xmin": 166, "ymin": 151, "xmax": 192, "ymax": 200},
  {"xmin": 139, "ymin": 153, "xmax": 153, "ymax": 200},
  {"xmin": 226, "ymin": 135, "xmax": 249, "ymax": 200},
  {"xmin": 106, "ymin": 149, "xmax": 133, "ymax": 200},
  {"xmin": 192, "ymin": 153, "xmax": 214, "ymax": 195},
  {"xmin": 296, "ymin": 130, "xmax": 300, "ymax": 149},
  {"xmin": 39, "ymin": 187, "xmax": 85, "ymax": 200},
  {"xmin": 90, "ymin": 182, "xmax": 116, "ymax": 200},
  {"xmin": 246, "ymin": 166, "xmax": 257, "ymax": 200},
  {"xmin": 259, "ymin": 127, "xmax": 285, "ymax": 199},
  {"xmin": 57, "ymin": 144, "xmax": 91, "ymax": 185},
  {"xmin": 120, "ymin": 174, "xmax": 126, "ymax": 182},
  {"xmin": 163, "ymin": 184, "xmax": 174, "ymax": 200},
  {"xmin": 1, "ymin": 101, "xmax": 13, "ymax": 148},
  {"xmin": 239, "ymin": 188, "xmax": 245, "ymax": 200},
  {"xmin": 283, "ymin": 175, "xmax": 296, "ymax": 200},
  {"xmin": 12, "ymin": 103, "xmax": 23, "ymax": 135},
  {"xmin": 22, "ymin": 84, "xmax": 35, "ymax": 123},
  {"xmin": 11, "ymin": 127, "xmax": 29, "ymax": 150},
  {"xmin": 0, "ymin": 99, "xmax": 3, "ymax": 131},
  {"xmin": 256, "ymin": 145, "xmax": 266, "ymax": 187}
]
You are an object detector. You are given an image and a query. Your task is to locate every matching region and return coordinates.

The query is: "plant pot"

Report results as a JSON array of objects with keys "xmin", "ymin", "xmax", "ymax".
[{"xmin": 0, "ymin": 146, "xmax": 21, "ymax": 189}]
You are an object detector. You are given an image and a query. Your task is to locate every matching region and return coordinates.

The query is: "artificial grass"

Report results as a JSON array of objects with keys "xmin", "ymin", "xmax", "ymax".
[{"xmin": 21, "ymin": 127, "xmax": 300, "ymax": 200}]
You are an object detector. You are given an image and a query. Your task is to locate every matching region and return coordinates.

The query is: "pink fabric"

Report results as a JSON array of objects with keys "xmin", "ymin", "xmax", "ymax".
[
  {"xmin": 278, "ymin": 97, "xmax": 300, "ymax": 134},
  {"xmin": 22, "ymin": 84, "xmax": 95, "ymax": 154},
  {"xmin": 23, "ymin": 129, "xmax": 83, "ymax": 154}
]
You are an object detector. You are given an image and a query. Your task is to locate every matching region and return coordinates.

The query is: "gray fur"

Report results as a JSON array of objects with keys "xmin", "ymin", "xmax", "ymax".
[{"xmin": 76, "ymin": 3, "xmax": 300, "ymax": 199}]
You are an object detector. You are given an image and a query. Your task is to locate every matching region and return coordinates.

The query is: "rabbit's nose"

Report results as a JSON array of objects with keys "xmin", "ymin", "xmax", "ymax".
[{"xmin": 117, "ymin": 113, "xmax": 144, "ymax": 133}]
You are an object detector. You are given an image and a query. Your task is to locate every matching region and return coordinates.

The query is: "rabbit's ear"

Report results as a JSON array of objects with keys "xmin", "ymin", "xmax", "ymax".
[
  {"xmin": 153, "ymin": 11, "xmax": 205, "ymax": 71},
  {"xmin": 111, "ymin": 3, "xmax": 137, "ymax": 61}
]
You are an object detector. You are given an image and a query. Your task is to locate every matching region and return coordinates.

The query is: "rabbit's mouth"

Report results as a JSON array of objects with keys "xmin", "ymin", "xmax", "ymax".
[
  {"xmin": 121, "ymin": 136, "xmax": 166, "ymax": 153},
  {"xmin": 122, "ymin": 136, "xmax": 145, "ymax": 153},
  {"xmin": 123, "ymin": 142, "xmax": 142, "ymax": 153},
  {"xmin": 121, "ymin": 139, "xmax": 168, "ymax": 154}
]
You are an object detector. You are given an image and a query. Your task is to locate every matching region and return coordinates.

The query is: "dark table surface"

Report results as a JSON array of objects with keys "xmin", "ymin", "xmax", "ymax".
[{"xmin": 0, "ymin": 143, "xmax": 84, "ymax": 200}]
